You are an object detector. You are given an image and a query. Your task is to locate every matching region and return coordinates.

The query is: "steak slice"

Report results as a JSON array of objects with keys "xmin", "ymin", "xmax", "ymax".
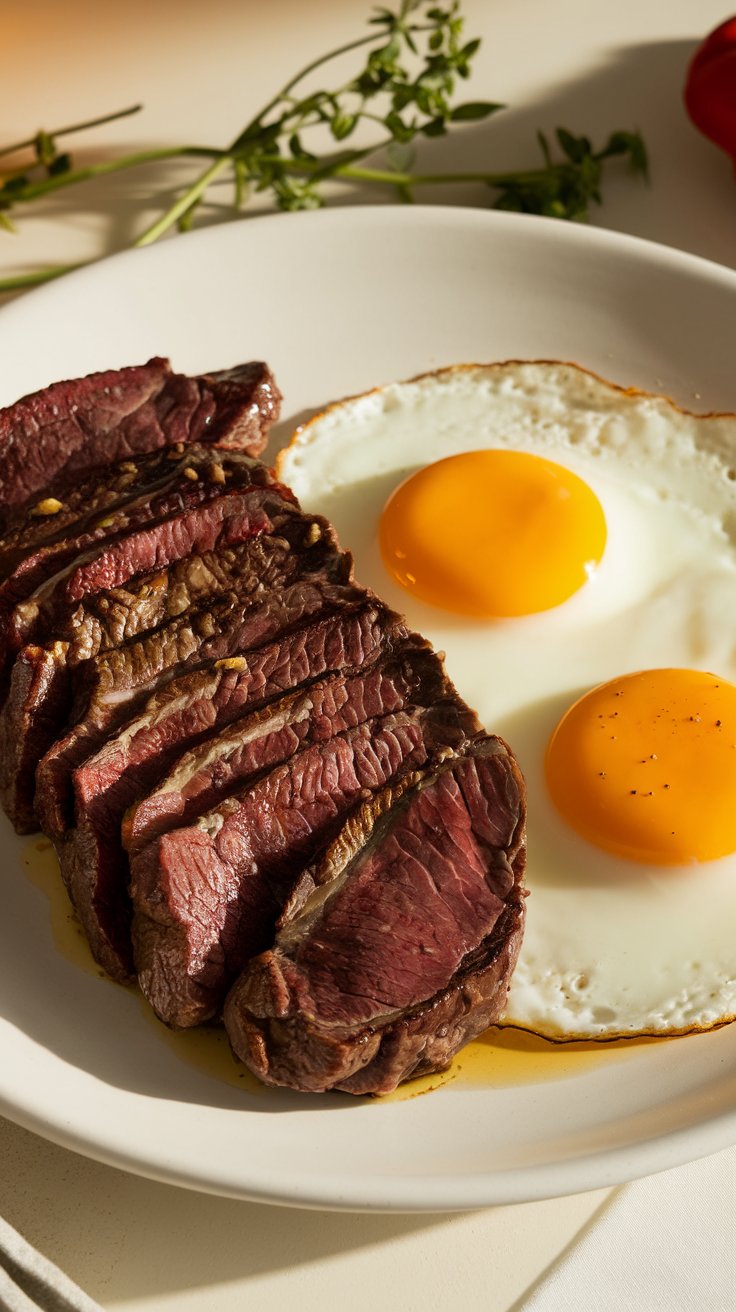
[
  {"xmin": 0, "ymin": 526, "xmax": 319, "ymax": 834},
  {"xmin": 0, "ymin": 446, "xmax": 234, "ymax": 635},
  {"xmin": 0, "ymin": 485, "xmax": 300, "ymax": 831},
  {"xmin": 223, "ymin": 738, "xmax": 527, "ymax": 1095},
  {"xmin": 0, "ymin": 444, "xmax": 195, "ymax": 579},
  {"xmin": 35, "ymin": 574, "xmax": 366, "ymax": 839},
  {"xmin": 16, "ymin": 480, "xmax": 284, "ymax": 633},
  {"xmin": 59, "ymin": 604, "xmax": 405, "ymax": 981},
  {"xmin": 11, "ymin": 513, "xmax": 336, "ymax": 694},
  {"xmin": 124, "ymin": 640, "xmax": 440, "ymax": 854},
  {"xmin": 130, "ymin": 701, "xmax": 477, "ymax": 1028},
  {"xmin": 0, "ymin": 442, "xmax": 275, "ymax": 582},
  {"xmin": 0, "ymin": 449, "xmax": 286, "ymax": 666},
  {"xmin": 56, "ymin": 530, "xmax": 323, "ymax": 661},
  {"xmin": 0, "ymin": 358, "xmax": 280, "ymax": 525}
]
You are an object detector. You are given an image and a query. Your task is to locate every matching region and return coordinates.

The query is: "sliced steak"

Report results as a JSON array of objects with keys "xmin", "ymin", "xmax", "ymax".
[
  {"xmin": 35, "ymin": 573, "xmax": 366, "ymax": 839},
  {"xmin": 0, "ymin": 450, "xmax": 287, "ymax": 666},
  {"xmin": 194, "ymin": 361, "xmax": 281, "ymax": 454},
  {"xmin": 124, "ymin": 641, "xmax": 440, "ymax": 854},
  {"xmin": 0, "ymin": 526, "xmax": 319, "ymax": 834},
  {"xmin": 223, "ymin": 738, "xmax": 527, "ymax": 1095},
  {"xmin": 42, "ymin": 518, "xmax": 336, "ymax": 670},
  {"xmin": 0, "ymin": 485, "xmax": 301, "ymax": 832},
  {"xmin": 0, "ymin": 445, "xmax": 234, "ymax": 622},
  {"xmin": 61, "ymin": 534, "xmax": 309, "ymax": 660},
  {"xmin": 0, "ymin": 444, "xmax": 197, "ymax": 578},
  {"xmin": 130, "ymin": 701, "xmax": 477, "ymax": 1028},
  {"xmin": 0, "ymin": 442, "xmax": 278, "ymax": 581},
  {"xmin": 0, "ymin": 358, "xmax": 531, "ymax": 1098},
  {"xmin": 0, "ymin": 358, "xmax": 280, "ymax": 525},
  {"xmin": 28, "ymin": 481, "xmax": 283, "ymax": 616},
  {"xmin": 59, "ymin": 604, "xmax": 406, "ymax": 981}
]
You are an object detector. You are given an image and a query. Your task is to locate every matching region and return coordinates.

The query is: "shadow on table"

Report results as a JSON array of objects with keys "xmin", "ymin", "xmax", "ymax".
[
  {"xmin": 506, "ymin": 1190, "xmax": 620, "ymax": 1312},
  {"xmin": 397, "ymin": 36, "xmax": 736, "ymax": 270},
  {"xmin": 0, "ymin": 1118, "xmax": 497, "ymax": 1304}
]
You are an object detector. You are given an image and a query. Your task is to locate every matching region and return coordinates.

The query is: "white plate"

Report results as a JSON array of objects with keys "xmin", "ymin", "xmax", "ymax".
[{"xmin": 1, "ymin": 206, "xmax": 736, "ymax": 1211}]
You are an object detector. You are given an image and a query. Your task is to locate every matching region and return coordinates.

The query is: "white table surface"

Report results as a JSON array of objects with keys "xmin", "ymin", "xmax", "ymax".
[{"xmin": 1, "ymin": 2, "xmax": 734, "ymax": 1308}]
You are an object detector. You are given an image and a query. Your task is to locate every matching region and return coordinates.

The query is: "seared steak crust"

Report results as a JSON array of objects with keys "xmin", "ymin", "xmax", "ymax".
[
  {"xmin": 0, "ymin": 449, "xmax": 286, "ymax": 669},
  {"xmin": 0, "ymin": 444, "xmax": 204, "ymax": 577}
]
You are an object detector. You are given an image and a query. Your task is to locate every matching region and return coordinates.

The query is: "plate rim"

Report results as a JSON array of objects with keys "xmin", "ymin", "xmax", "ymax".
[{"xmin": 5, "ymin": 202, "xmax": 736, "ymax": 315}]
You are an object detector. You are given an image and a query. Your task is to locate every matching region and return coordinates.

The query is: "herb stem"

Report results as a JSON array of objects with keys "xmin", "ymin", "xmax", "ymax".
[
  {"xmin": 136, "ymin": 32, "xmax": 386, "ymax": 247},
  {"xmin": 133, "ymin": 155, "xmax": 231, "ymax": 247},
  {"xmin": 0, "ymin": 105, "xmax": 142, "ymax": 161},
  {"xmin": 246, "ymin": 34, "xmax": 379, "ymax": 135},
  {"xmin": 130, "ymin": 3, "xmax": 444, "ymax": 248},
  {"xmin": 262, "ymin": 156, "xmax": 570, "ymax": 190},
  {"xmin": 3, "ymin": 146, "xmax": 219, "ymax": 205},
  {"xmin": 338, "ymin": 164, "xmax": 562, "ymax": 186}
]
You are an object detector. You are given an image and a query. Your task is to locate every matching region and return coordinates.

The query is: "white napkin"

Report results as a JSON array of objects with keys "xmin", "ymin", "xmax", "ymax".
[
  {"xmin": 0, "ymin": 1215, "xmax": 102, "ymax": 1312},
  {"xmin": 521, "ymin": 1145, "xmax": 736, "ymax": 1311}
]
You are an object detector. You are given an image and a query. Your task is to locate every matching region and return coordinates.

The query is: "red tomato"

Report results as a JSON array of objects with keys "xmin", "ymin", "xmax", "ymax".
[{"xmin": 684, "ymin": 16, "xmax": 736, "ymax": 167}]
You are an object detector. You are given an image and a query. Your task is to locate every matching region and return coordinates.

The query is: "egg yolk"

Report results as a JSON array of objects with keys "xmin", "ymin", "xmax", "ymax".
[
  {"xmin": 546, "ymin": 668, "xmax": 736, "ymax": 864},
  {"xmin": 379, "ymin": 450, "xmax": 606, "ymax": 617}
]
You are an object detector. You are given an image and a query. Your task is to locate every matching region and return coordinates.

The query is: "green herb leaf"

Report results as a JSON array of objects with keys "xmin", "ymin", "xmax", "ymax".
[
  {"xmin": 330, "ymin": 112, "xmax": 359, "ymax": 142},
  {"xmin": 601, "ymin": 129, "xmax": 649, "ymax": 178},
  {"xmin": 450, "ymin": 100, "xmax": 504, "ymax": 122},
  {"xmin": 488, "ymin": 127, "xmax": 648, "ymax": 221}
]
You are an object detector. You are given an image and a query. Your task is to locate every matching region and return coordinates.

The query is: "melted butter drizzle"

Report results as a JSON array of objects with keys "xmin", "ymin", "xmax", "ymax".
[
  {"xmin": 22, "ymin": 838, "xmax": 107, "ymax": 980},
  {"xmin": 136, "ymin": 1004, "xmax": 265, "ymax": 1095},
  {"xmin": 21, "ymin": 838, "xmax": 263, "ymax": 1094},
  {"xmin": 22, "ymin": 839, "xmax": 664, "ymax": 1102},
  {"xmin": 383, "ymin": 1027, "xmax": 665, "ymax": 1102}
]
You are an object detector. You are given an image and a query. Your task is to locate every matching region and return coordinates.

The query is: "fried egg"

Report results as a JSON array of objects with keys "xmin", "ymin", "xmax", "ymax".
[{"xmin": 277, "ymin": 361, "xmax": 736, "ymax": 1042}]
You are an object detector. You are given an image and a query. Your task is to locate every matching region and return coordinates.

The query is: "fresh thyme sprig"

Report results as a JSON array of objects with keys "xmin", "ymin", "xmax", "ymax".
[{"xmin": 0, "ymin": 1, "xmax": 647, "ymax": 294}]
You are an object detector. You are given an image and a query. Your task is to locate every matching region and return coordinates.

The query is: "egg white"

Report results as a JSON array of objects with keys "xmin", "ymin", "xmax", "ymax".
[{"xmin": 277, "ymin": 361, "xmax": 736, "ymax": 1041}]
